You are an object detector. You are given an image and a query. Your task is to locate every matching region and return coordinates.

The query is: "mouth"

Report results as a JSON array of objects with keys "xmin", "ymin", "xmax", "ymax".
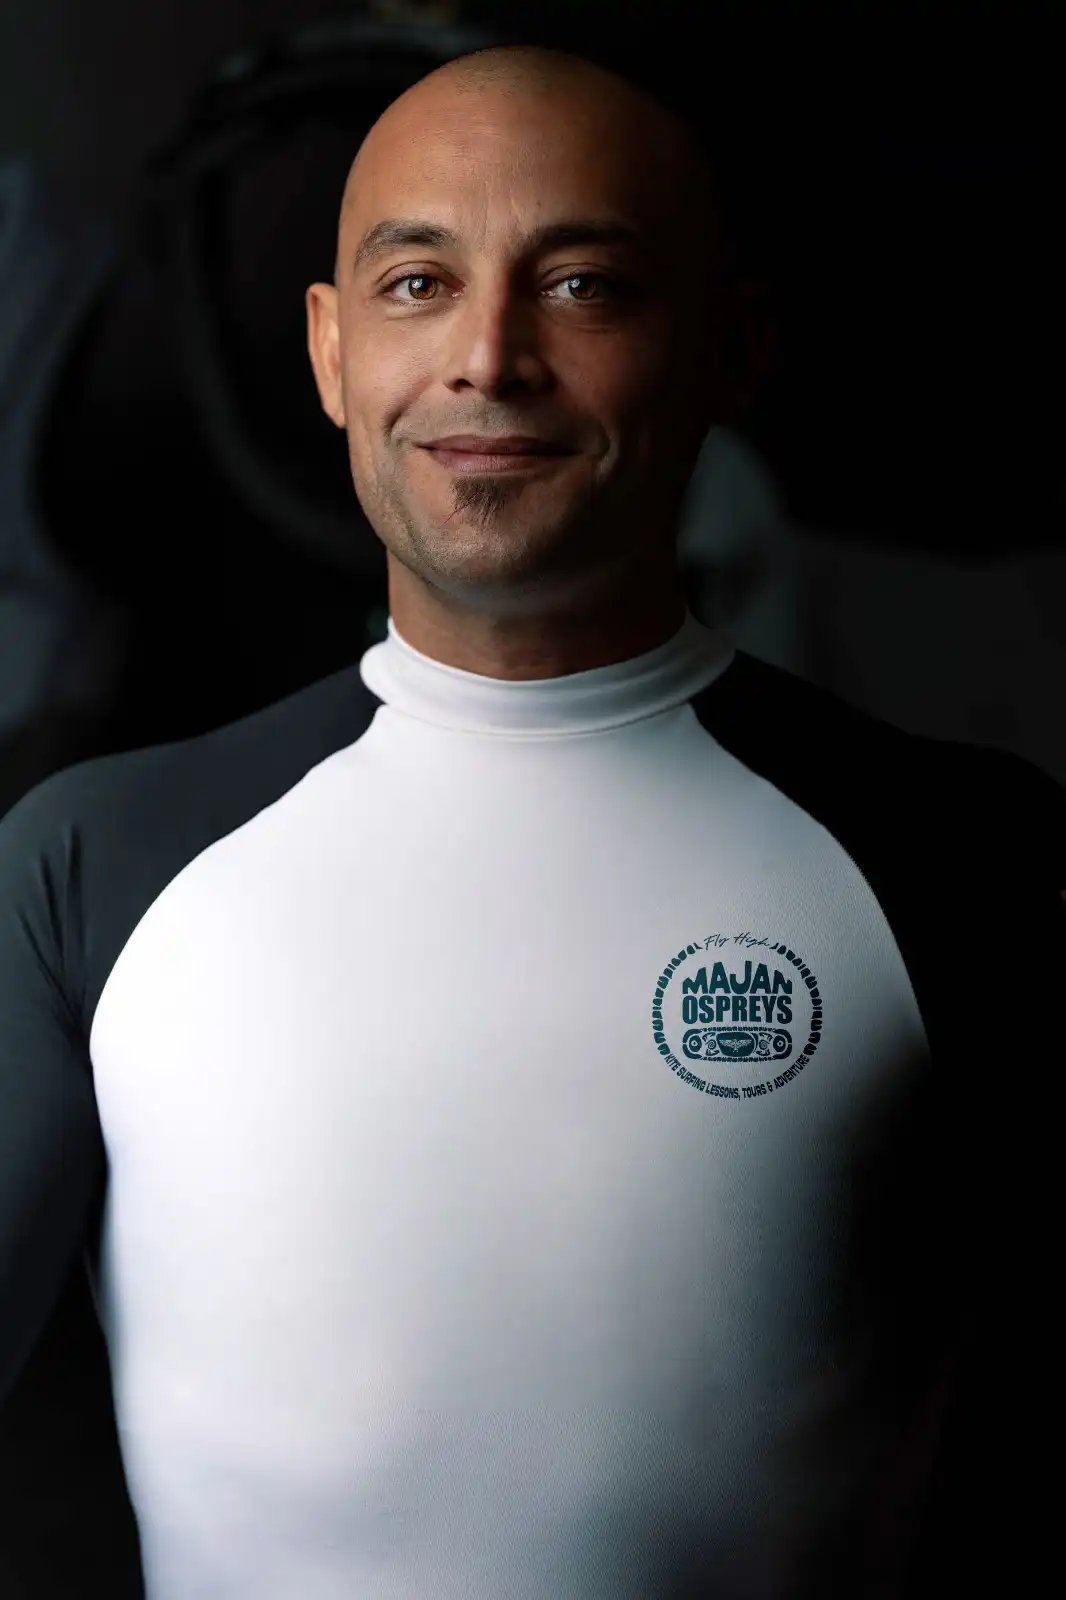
[
  {"xmin": 418, "ymin": 445, "xmax": 573, "ymax": 475},
  {"xmin": 416, "ymin": 435, "xmax": 573, "ymax": 470}
]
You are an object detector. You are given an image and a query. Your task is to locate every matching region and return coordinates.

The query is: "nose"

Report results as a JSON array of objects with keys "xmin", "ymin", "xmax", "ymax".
[{"xmin": 439, "ymin": 283, "xmax": 554, "ymax": 400}]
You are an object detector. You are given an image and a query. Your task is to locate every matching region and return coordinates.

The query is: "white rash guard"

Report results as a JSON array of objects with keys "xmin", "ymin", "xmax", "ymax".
[{"xmin": 2, "ymin": 607, "xmax": 1064, "ymax": 1598}]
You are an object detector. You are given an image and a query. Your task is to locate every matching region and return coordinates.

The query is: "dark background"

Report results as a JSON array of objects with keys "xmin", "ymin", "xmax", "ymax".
[{"xmin": 0, "ymin": 2, "xmax": 1062, "ymax": 1596}]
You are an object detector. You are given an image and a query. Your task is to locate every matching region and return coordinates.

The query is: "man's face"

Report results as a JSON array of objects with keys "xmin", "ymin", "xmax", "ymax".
[{"xmin": 307, "ymin": 76, "xmax": 732, "ymax": 617}]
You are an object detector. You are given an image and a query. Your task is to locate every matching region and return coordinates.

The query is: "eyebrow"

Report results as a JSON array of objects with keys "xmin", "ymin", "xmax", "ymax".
[{"xmin": 350, "ymin": 216, "xmax": 652, "ymax": 276}]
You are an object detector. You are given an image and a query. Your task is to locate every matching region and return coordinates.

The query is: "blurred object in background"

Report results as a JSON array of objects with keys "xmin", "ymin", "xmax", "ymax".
[
  {"xmin": 0, "ymin": 158, "xmax": 128, "ymax": 814},
  {"xmin": 679, "ymin": 431, "xmax": 1066, "ymax": 792},
  {"xmin": 678, "ymin": 427, "xmax": 820, "ymax": 684}
]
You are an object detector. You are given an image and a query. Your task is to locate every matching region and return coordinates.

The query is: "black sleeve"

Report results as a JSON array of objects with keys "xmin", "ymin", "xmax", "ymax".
[{"xmin": 0, "ymin": 777, "xmax": 106, "ymax": 1409}]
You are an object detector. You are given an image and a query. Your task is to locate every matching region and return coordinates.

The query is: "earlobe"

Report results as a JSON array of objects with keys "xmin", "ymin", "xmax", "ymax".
[{"xmin": 306, "ymin": 282, "xmax": 346, "ymax": 430}]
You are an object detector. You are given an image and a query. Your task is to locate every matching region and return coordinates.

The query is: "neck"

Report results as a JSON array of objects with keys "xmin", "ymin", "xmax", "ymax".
[{"xmin": 385, "ymin": 564, "xmax": 689, "ymax": 681}]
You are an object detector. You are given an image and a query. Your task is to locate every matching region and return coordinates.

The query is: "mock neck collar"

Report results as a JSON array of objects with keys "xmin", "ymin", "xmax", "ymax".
[{"xmin": 358, "ymin": 608, "xmax": 736, "ymax": 737}]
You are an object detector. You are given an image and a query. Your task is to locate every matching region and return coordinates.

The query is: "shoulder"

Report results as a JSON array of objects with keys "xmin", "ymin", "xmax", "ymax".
[{"xmin": 0, "ymin": 658, "xmax": 380, "ymax": 1022}]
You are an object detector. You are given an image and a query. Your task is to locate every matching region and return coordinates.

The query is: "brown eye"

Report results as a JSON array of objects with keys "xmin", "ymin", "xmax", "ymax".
[
  {"xmin": 562, "ymin": 274, "xmax": 599, "ymax": 301},
  {"xmin": 384, "ymin": 274, "xmax": 441, "ymax": 302},
  {"xmin": 545, "ymin": 273, "xmax": 624, "ymax": 305}
]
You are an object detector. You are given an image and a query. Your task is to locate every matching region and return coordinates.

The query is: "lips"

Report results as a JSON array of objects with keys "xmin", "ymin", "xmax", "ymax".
[
  {"xmin": 420, "ymin": 443, "xmax": 570, "ymax": 475},
  {"xmin": 422, "ymin": 436, "xmax": 568, "ymax": 455}
]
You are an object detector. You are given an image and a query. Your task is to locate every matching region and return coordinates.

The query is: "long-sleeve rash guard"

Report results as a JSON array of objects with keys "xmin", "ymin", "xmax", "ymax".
[{"xmin": 2, "ymin": 608, "xmax": 1064, "ymax": 1598}]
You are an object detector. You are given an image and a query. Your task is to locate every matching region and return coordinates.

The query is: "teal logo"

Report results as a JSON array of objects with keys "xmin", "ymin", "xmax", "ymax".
[{"xmin": 649, "ymin": 931, "xmax": 824, "ymax": 1101}]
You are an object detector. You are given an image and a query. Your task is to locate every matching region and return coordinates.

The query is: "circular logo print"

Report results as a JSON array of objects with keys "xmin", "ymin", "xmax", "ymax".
[{"xmin": 649, "ymin": 931, "xmax": 824, "ymax": 1101}]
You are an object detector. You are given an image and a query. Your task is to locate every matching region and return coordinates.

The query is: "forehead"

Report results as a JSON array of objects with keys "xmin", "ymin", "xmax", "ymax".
[{"xmin": 343, "ymin": 81, "xmax": 693, "ymax": 244}]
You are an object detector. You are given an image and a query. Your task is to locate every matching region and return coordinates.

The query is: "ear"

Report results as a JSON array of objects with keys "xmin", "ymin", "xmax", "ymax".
[{"xmin": 306, "ymin": 282, "xmax": 346, "ymax": 429}]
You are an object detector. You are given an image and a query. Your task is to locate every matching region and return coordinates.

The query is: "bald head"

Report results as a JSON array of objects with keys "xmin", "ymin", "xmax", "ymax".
[
  {"xmin": 413, "ymin": 40, "xmax": 621, "ymax": 100},
  {"xmin": 336, "ymin": 44, "xmax": 726, "ymax": 284}
]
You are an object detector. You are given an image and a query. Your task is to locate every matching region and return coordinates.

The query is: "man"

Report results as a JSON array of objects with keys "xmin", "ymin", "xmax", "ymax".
[{"xmin": 1, "ymin": 42, "xmax": 1063, "ymax": 1600}]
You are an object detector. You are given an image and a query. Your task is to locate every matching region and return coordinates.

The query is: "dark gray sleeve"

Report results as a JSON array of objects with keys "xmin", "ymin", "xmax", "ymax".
[{"xmin": 0, "ymin": 775, "xmax": 106, "ymax": 1408}]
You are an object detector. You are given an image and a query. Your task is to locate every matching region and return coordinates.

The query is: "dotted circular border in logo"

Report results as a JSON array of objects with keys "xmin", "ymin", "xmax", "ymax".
[{"xmin": 649, "ymin": 935, "xmax": 824, "ymax": 1100}]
